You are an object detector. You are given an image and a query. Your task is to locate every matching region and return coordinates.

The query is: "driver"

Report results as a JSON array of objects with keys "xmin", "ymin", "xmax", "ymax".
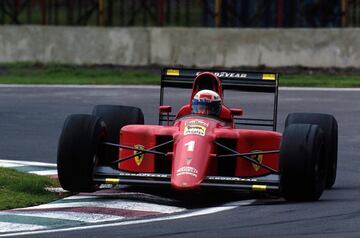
[{"xmin": 191, "ymin": 90, "xmax": 222, "ymax": 116}]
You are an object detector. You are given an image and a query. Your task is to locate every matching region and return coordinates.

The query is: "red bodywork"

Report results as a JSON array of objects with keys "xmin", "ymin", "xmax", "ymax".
[{"xmin": 118, "ymin": 72, "xmax": 281, "ymax": 190}]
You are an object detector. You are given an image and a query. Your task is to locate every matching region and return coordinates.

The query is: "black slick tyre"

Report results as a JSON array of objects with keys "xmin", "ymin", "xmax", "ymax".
[
  {"xmin": 92, "ymin": 105, "xmax": 144, "ymax": 164},
  {"xmin": 57, "ymin": 114, "xmax": 106, "ymax": 192},
  {"xmin": 285, "ymin": 113, "xmax": 338, "ymax": 188},
  {"xmin": 280, "ymin": 124, "xmax": 326, "ymax": 201}
]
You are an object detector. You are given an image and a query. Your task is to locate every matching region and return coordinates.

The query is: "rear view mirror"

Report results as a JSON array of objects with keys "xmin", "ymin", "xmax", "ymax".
[
  {"xmin": 159, "ymin": 106, "xmax": 172, "ymax": 126},
  {"xmin": 230, "ymin": 108, "xmax": 243, "ymax": 116},
  {"xmin": 159, "ymin": 105, "xmax": 172, "ymax": 114}
]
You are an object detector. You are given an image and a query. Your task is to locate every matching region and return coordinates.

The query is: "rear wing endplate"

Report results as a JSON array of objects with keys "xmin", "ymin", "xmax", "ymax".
[{"xmin": 159, "ymin": 68, "xmax": 279, "ymax": 131}]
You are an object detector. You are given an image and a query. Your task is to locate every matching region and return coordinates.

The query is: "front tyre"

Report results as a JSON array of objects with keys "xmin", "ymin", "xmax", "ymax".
[
  {"xmin": 57, "ymin": 114, "xmax": 106, "ymax": 192},
  {"xmin": 285, "ymin": 113, "xmax": 338, "ymax": 188},
  {"xmin": 280, "ymin": 124, "xmax": 326, "ymax": 201},
  {"xmin": 92, "ymin": 105, "xmax": 144, "ymax": 164}
]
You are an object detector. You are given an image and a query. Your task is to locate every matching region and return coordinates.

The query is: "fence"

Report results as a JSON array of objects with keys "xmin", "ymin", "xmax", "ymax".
[{"xmin": 0, "ymin": 0, "xmax": 359, "ymax": 27}]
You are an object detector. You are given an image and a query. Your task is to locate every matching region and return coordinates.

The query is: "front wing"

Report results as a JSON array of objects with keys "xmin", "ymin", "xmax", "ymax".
[{"xmin": 93, "ymin": 166, "xmax": 280, "ymax": 195}]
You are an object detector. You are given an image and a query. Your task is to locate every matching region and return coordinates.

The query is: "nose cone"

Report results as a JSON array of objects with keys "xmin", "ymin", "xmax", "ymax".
[
  {"xmin": 172, "ymin": 165, "xmax": 202, "ymax": 190},
  {"xmin": 171, "ymin": 134, "xmax": 213, "ymax": 190},
  {"xmin": 171, "ymin": 117, "xmax": 217, "ymax": 190}
]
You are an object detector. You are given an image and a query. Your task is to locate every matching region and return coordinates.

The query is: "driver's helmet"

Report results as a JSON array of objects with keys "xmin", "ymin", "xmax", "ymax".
[{"xmin": 191, "ymin": 90, "xmax": 222, "ymax": 116}]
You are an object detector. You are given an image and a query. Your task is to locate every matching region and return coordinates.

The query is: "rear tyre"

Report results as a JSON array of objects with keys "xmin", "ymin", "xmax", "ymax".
[
  {"xmin": 57, "ymin": 114, "xmax": 106, "ymax": 192},
  {"xmin": 92, "ymin": 105, "xmax": 144, "ymax": 164},
  {"xmin": 280, "ymin": 124, "xmax": 326, "ymax": 201},
  {"xmin": 285, "ymin": 113, "xmax": 338, "ymax": 188}
]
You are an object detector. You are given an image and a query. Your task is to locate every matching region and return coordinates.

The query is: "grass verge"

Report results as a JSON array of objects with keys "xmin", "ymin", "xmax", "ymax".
[
  {"xmin": 0, "ymin": 63, "xmax": 159, "ymax": 85},
  {"xmin": 0, "ymin": 167, "xmax": 65, "ymax": 210},
  {"xmin": 281, "ymin": 74, "xmax": 360, "ymax": 87},
  {"xmin": 0, "ymin": 63, "xmax": 359, "ymax": 87}
]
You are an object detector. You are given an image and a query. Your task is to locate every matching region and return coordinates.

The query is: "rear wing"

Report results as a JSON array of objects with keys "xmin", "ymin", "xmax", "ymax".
[{"xmin": 159, "ymin": 68, "xmax": 279, "ymax": 131}]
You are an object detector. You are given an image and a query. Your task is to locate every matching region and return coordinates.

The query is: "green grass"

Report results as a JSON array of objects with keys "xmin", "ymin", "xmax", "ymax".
[
  {"xmin": 0, "ymin": 63, "xmax": 159, "ymax": 85},
  {"xmin": 0, "ymin": 167, "xmax": 65, "ymax": 210},
  {"xmin": 0, "ymin": 63, "xmax": 359, "ymax": 87},
  {"xmin": 281, "ymin": 74, "xmax": 360, "ymax": 87}
]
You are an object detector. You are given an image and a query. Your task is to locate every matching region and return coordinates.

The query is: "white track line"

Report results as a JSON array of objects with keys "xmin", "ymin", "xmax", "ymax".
[
  {"xmin": 0, "ymin": 162, "xmax": 22, "ymax": 168},
  {"xmin": 0, "ymin": 222, "xmax": 48, "ymax": 233},
  {"xmin": 62, "ymin": 196, "xmax": 96, "ymax": 200},
  {"xmin": 28, "ymin": 170, "xmax": 58, "ymax": 176},
  {"xmin": 0, "ymin": 201, "xmax": 254, "ymax": 237},
  {"xmin": 0, "ymin": 84, "xmax": 360, "ymax": 91},
  {"xmin": 0, "ymin": 159, "xmax": 56, "ymax": 168},
  {"xmin": 1, "ymin": 212, "xmax": 123, "ymax": 224},
  {"xmin": 16, "ymin": 200, "xmax": 185, "ymax": 214}
]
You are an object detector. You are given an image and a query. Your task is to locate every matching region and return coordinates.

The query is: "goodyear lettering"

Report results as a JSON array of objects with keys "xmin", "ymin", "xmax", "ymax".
[
  {"xmin": 196, "ymin": 71, "xmax": 247, "ymax": 79},
  {"xmin": 207, "ymin": 176, "xmax": 257, "ymax": 182},
  {"xmin": 118, "ymin": 172, "xmax": 170, "ymax": 178}
]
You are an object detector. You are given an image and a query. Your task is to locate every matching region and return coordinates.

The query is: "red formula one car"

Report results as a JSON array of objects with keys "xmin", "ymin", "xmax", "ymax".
[{"xmin": 57, "ymin": 68, "xmax": 338, "ymax": 201}]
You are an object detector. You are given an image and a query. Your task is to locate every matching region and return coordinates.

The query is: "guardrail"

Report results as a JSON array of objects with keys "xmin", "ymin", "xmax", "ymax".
[{"xmin": 0, "ymin": 0, "xmax": 359, "ymax": 27}]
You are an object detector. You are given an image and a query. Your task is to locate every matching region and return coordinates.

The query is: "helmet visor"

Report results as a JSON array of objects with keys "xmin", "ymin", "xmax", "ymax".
[{"xmin": 192, "ymin": 99, "xmax": 221, "ymax": 116}]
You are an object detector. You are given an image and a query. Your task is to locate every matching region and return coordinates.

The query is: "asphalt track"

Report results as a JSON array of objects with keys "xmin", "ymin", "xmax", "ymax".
[{"xmin": 0, "ymin": 85, "xmax": 360, "ymax": 237}]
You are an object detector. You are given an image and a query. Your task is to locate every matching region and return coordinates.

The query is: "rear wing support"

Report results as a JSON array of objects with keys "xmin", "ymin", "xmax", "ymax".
[{"xmin": 159, "ymin": 68, "xmax": 279, "ymax": 131}]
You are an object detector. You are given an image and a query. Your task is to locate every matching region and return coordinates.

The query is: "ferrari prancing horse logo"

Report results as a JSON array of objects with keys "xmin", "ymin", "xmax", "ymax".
[
  {"xmin": 134, "ymin": 144, "xmax": 145, "ymax": 166},
  {"xmin": 250, "ymin": 150, "xmax": 263, "ymax": 172}
]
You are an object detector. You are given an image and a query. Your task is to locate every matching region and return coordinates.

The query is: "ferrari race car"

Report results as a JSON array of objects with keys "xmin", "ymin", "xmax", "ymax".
[{"xmin": 57, "ymin": 68, "xmax": 338, "ymax": 201}]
